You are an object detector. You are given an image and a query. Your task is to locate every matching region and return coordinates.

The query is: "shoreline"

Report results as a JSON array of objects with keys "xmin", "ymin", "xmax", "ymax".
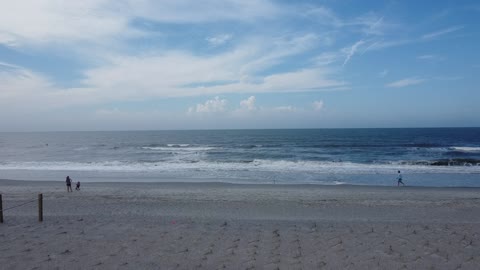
[{"xmin": 2, "ymin": 178, "xmax": 480, "ymax": 190}]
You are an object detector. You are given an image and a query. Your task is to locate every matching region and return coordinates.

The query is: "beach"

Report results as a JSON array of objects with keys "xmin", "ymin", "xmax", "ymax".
[{"xmin": 1, "ymin": 180, "xmax": 479, "ymax": 269}]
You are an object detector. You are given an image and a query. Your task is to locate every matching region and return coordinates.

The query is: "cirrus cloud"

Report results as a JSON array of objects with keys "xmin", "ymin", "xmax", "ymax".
[{"xmin": 386, "ymin": 77, "xmax": 426, "ymax": 88}]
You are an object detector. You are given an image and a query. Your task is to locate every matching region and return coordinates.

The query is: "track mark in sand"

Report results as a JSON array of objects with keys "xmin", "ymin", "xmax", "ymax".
[
  {"xmin": 238, "ymin": 224, "xmax": 262, "ymax": 270},
  {"xmin": 282, "ymin": 225, "xmax": 303, "ymax": 268},
  {"xmin": 222, "ymin": 227, "xmax": 243, "ymax": 269},
  {"xmin": 317, "ymin": 260, "xmax": 327, "ymax": 269}
]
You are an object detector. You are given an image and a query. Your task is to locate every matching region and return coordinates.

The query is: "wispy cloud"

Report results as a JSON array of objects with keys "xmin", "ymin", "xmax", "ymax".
[
  {"xmin": 312, "ymin": 100, "xmax": 324, "ymax": 111},
  {"xmin": 132, "ymin": 0, "xmax": 281, "ymax": 24},
  {"xmin": 206, "ymin": 34, "xmax": 233, "ymax": 46},
  {"xmin": 273, "ymin": 105, "xmax": 297, "ymax": 113},
  {"xmin": 422, "ymin": 26, "xmax": 464, "ymax": 40},
  {"xmin": 0, "ymin": 0, "xmax": 280, "ymax": 48},
  {"xmin": 353, "ymin": 14, "xmax": 386, "ymax": 36},
  {"xmin": 386, "ymin": 77, "xmax": 426, "ymax": 88},
  {"xmin": 417, "ymin": 54, "xmax": 444, "ymax": 61},
  {"xmin": 379, "ymin": 69, "xmax": 389, "ymax": 78},
  {"xmin": 433, "ymin": 76, "xmax": 462, "ymax": 81},
  {"xmin": 305, "ymin": 7, "xmax": 389, "ymax": 36},
  {"xmin": 342, "ymin": 40, "xmax": 365, "ymax": 66},
  {"xmin": 0, "ymin": 1, "xmax": 132, "ymax": 47}
]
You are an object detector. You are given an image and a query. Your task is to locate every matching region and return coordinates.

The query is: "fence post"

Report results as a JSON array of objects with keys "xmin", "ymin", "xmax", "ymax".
[
  {"xmin": 0, "ymin": 194, "xmax": 3, "ymax": 223},
  {"xmin": 38, "ymin": 194, "xmax": 43, "ymax": 222}
]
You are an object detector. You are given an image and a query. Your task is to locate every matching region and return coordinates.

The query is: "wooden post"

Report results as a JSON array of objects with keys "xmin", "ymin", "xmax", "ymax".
[
  {"xmin": 38, "ymin": 194, "xmax": 43, "ymax": 222},
  {"xmin": 0, "ymin": 194, "xmax": 3, "ymax": 223}
]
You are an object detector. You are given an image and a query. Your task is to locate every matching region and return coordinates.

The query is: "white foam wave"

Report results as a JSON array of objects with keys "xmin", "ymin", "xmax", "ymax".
[
  {"xmin": 450, "ymin": 147, "xmax": 480, "ymax": 153},
  {"xmin": 167, "ymin": 144, "xmax": 190, "ymax": 147},
  {"xmin": 1, "ymin": 159, "xmax": 479, "ymax": 174},
  {"xmin": 141, "ymin": 146, "xmax": 216, "ymax": 151}
]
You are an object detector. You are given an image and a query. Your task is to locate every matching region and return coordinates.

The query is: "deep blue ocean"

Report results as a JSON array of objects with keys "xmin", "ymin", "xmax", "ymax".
[{"xmin": 0, "ymin": 128, "xmax": 479, "ymax": 187}]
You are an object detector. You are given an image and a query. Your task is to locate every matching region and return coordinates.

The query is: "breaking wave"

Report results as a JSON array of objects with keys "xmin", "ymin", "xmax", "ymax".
[{"xmin": 1, "ymin": 159, "xmax": 479, "ymax": 174}]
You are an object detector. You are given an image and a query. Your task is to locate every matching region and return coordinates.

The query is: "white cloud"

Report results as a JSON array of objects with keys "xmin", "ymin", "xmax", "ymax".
[
  {"xmin": 422, "ymin": 26, "xmax": 464, "ymax": 40},
  {"xmin": 386, "ymin": 77, "xmax": 426, "ymax": 88},
  {"xmin": 239, "ymin": 96, "xmax": 257, "ymax": 111},
  {"xmin": 0, "ymin": 62, "xmax": 114, "ymax": 112},
  {"xmin": 0, "ymin": 33, "xmax": 345, "ymax": 116},
  {"xmin": 314, "ymin": 52, "xmax": 341, "ymax": 66},
  {"xmin": 0, "ymin": 1, "xmax": 132, "ymax": 47},
  {"xmin": 206, "ymin": 34, "xmax": 233, "ymax": 46},
  {"xmin": 379, "ymin": 69, "xmax": 389, "ymax": 77},
  {"xmin": 353, "ymin": 14, "xmax": 386, "ymax": 36},
  {"xmin": 304, "ymin": 7, "xmax": 342, "ymax": 27},
  {"xmin": 79, "ymin": 40, "xmax": 345, "ymax": 99},
  {"xmin": 273, "ymin": 105, "xmax": 297, "ymax": 113},
  {"xmin": 312, "ymin": 100, "xmax": 324, "ymax": 111},
  {"xmin": 305, "ymin": 7, "xmax": 389, "ymax": 36},
  {"xmin": 189, "ymin": 96, "xmax": 227, "ymax": 113},
  {"xmin": 131, "ymin": 0, "xmax": 281, "ymax": 24},
  {"xmin": 433, "ymin": 76, "xmax": 462, "ymax": 81},
  {"xmin": 0, "ymin": 0, "xmax": 280, "ymax": 48},
  {"xmin": 342, "ymin": 40, "xmax": 365, "ymax": 66},
  {"xmin": 362, "ymin": 39, "xmax": 412, "ymax": 53},
  {"xmin": 417, "ymin": 54, "xmax": 444, "ymax": 61}
]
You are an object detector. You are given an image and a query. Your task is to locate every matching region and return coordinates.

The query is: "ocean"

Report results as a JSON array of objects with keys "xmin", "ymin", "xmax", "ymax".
[{"xmin": 0, "ymin": 128, "xmax": 479, "ymax": 187}]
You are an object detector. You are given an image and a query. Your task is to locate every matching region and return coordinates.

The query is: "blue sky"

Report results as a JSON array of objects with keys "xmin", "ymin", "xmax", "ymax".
[{"xmin": 0, "ymin": 0, "xmax": 479, "ymax": 131}]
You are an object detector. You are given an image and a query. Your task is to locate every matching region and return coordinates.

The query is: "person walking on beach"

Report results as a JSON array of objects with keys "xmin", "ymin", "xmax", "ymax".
[
  {"xmin": 397, "ymin": 170, "xmax": 405, "ymax": 186},
  {"xmin": 75, "ymin": 181, "xmax": 81, "ymax": 191},
  {"xmin": 66, "ymin": 176, "xmax": 73, "ymax": 192}
]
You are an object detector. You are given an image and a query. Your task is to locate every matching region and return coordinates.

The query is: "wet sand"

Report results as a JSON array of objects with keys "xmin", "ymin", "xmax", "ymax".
[{"xmin": 1, "ymin": 180, "xmax": 479, "ymax": 269}]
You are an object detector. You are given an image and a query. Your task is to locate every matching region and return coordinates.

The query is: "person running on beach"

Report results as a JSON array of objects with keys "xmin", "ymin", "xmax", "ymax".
[
  {"xmin": 66, "ymin": 176, "xmax": 73, "ymax": 192},
  {"xmin": 75, "ymin": 181, "xmax": 81, "ymax": 191},
  {"xmin": 397, "ymin": 170, "xmax": 405, "ymax": 186}
]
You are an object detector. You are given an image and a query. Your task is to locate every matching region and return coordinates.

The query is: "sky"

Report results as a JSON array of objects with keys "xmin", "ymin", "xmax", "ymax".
[{"xmin": 0, "ymin": 0, "xmax": 479, "ymax": 131}]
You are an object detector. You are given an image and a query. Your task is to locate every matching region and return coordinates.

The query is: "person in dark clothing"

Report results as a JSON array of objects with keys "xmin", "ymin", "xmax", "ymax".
[
  {"xmin": 397, "ymin": 170, "xmax": 405, "ymax": 186},
  {"xmin": 66, "ymin": 176, "xmax": 73, "ymax": 192},
  {"xmin": 76, "ymin": 181, "xmax": 81, "ymax": 191}
]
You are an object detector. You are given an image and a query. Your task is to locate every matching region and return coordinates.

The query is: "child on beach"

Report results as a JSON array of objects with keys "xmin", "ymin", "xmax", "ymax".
[
  {"xmin": 76, "ymin": 181, "xmax": 81, "ymax": 191},
  {"xmin": 397, "ymin": 170, "xmax": 405, "ymax": 186}
]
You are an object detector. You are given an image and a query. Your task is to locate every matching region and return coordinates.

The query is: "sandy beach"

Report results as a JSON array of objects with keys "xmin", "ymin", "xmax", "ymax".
[{"xmin": 1, "ymin": 179, "xmax": 479, "ymax": 269}]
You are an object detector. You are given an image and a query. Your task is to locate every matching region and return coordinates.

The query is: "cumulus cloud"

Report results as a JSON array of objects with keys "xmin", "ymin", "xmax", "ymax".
[
  {"xmin": 239, "ymin": 96, "xmax": 257, "ymax": 111},
  {"xmin": 312, "ymin": 100, "xmax": 324, "ymax": 111},
  {"xmin": 386, "ymin": 77, "xmax": 426, "ymax": 88},
  {"xmin": 189, "ymin": 96, "xmax": 227, "ymax": 113}
]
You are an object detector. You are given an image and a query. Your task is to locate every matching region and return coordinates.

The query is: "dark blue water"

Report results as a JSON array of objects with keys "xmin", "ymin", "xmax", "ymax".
[{"xmin": 0, "ymin": 128, "xmax": 479, "ymax": 186}]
